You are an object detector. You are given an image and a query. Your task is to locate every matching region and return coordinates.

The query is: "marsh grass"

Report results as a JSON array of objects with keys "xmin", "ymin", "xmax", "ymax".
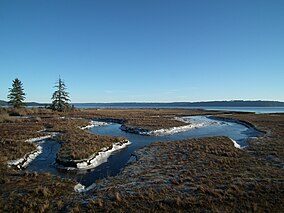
[
  {"xmin": 65, "ymin": 108, "xmax": 223, "ymax": 130},
  {"xmin": 0, "ymin": 169, "xmax": 76, "ymax": 212},
  {"xmin": 0, "ymin": 108, "xmax": 283, "ymax": 212},
  {"xmin": 215, "ymin": 114, "xmax": 284, "ymax": 166},
  {"xmin": 57, "ymin": 128, "xmax": 126, "ymax": 160},
  {"xmin": 0, "ymin": 112, "xmax": 17, "ymax": 123},
  {"xmin": 84, "ymin": 135, "xmax": 284, "ymax": 212},
  {"xmin": 0, "ymin": 120, "xmax": 45, "ymax": 162},
  {"xmin": 41, "ymin": 117, "xmax": 127, "ymax": 161},
  {"xmin": 0, "ymin": 108, "xmax": 128, "ymax": 211}
]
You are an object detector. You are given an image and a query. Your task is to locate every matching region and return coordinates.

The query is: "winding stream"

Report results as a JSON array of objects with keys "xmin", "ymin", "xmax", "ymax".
[{"xmin": 25, "ymin": 116, "xmax": 262, "ymax": 187}]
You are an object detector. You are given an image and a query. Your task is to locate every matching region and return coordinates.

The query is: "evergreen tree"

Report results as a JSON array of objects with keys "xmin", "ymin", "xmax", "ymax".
[
  {"xmin": 50, "ymin": 77, "xmax": 70, "ymax": 111},
  {"xmin": 7, "ymin": 78, "xmax": 26, "ymax": 108}
]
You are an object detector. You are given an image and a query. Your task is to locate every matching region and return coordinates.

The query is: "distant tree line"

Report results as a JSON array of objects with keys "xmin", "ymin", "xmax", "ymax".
[{"xmin": 4, "ymin": 77, "xmax": 71, "ymax": 112}]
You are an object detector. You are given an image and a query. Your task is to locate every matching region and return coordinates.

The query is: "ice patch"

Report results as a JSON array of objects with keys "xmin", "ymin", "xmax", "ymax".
[
  {"xmin": 229, "ymin": 138, "xmax": 241, "ymax": 149},
  {"xmin": 181, "ymin": 116, "xmax": 226, "ymax": 127},
  {"xmin": 74, "ymin": 183, "xmax": 85, "ymax": 192},
  {"xmin": 150, "ymin": 123, "xmax": 205, "ymax": 136},
  {"xmin": 25, "ymin": 133, "xmax": 57, "ymax": 143},
  {"xmin": 76, "ymin": 140, "xmax": 131, "ymax": 169},
  {"xmin": 175, "ymin": 116, "xmax": 190, "ymax": 123},
  {"xmin": 80, "ymin": 120, "xmax": 110, "ymax": 130},
  {"xmin": 59, "ymin": 140, "xmax": 131, "ymax": 170},
  {"xmin": 148, "ymin": 116, "xmax": 226, "ymax": 136},
  {"xmin": 7, "ymin": 132, "xmax": 58, "ymax": 169},
  {"xmin": 121, "ymin": 116, "xmax": 231, "ymax": 136},
  {"xmin": 74, "ymin": 183, "xmax": 96, "ymax": 193},
  {"xmin": 7, "ymin": 145, "xmax": 44, "ymax": 169}
]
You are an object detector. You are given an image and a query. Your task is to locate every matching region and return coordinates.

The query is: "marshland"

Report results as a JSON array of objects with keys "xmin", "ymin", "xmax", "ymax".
[
  {"xmin": 0, "ymin": 107, "xmax": 283, "ymax": 212},
  {"xmin": 2, "ymin": 1, "xmax": 284, "ymax": 212}
]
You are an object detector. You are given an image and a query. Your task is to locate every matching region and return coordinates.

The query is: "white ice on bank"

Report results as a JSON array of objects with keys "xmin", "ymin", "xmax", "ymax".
[
  {"xmin": 7, "ymin": 145, "xmax": 44, "ymax": 169},
  {"xmin": 179, "ymin": 116, "xmax": 226, "ymax": 127},
  {"xmin": 80, "ymin": 120, "xmax": 110, "ymax": 130},
  {"xmin": 146, "ymin": 116, "xmax": 225, "ymax": 136},
  {"xmin": 74, "ymin": 183, "xmax": 96, "ymax": 193},
  {"xmin": 75, "ymin": 140, "xmax": 131, "ymax": 170},
  {"xmin": 74, "ymin": 183, "xmax": 85, "ymax": 192},
  {"xmin": 150, "ymin": 124, "xmax": 204, "ymax": 136},
  {"xmin": 229, "ymin": 138, "xmax": 241, "ymax": 149},
  {"xmin": 7, "ymin": 132, "xmax": 58, "ymax": 168},
  {"xmin": 25, "ymin": 133, "xmax": 57, "ymax": 143}
]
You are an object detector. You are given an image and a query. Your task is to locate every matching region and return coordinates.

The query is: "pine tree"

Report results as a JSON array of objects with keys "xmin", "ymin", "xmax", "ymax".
[
  {"xmin": 7, "ymin": 78, "xmax": 26, "ymax": 108},
  {"xmin": 50, "ymin": 77, "xmax": 70, "ymax": 111}
]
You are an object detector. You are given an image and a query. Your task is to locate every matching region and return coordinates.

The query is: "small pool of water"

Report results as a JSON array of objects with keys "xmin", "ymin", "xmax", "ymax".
[{"xmin": 26, "ymin": 116, "xmax": 262, "ymax": 187}]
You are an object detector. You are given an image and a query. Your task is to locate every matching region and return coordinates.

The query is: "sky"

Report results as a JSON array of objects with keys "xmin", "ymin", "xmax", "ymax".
[{"xmin": 0, "ymin": 0, "xmax": 283, "ymax": 103}]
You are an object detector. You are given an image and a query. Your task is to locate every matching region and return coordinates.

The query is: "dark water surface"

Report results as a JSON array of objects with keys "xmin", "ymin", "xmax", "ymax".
[{"xmin": 26, "ymin": 116, "xmax": 262, "ymax": 187}]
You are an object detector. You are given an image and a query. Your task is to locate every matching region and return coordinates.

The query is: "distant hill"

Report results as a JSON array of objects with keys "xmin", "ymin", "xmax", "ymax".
[
  {"xmin": 171, "ymin": 100, "xmax": 284, "ymax": 107},
  {"xmin": 1, "ymin": 100, "xmax": 284, "ymax": 107},
  {"xmin": 74, "ymin": 100, "xmax": 284, "ymax": 108},
  {"xmin": 25, "ymin": 102, "xmax": 47, "ymax": 107},
  {"xmin": 0, "ymin": 100, "xmax": 7, "ymax": 106},
  {"xmin": 0, "ymin": 100, "xmax": 47, "ymax": 107}
]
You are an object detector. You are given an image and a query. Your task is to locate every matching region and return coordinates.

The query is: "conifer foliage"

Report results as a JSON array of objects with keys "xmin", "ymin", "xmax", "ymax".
[
  {"xmin": 50, "ymin": 77, "xmax": 70, "ymax": 111},
  {"xmin": 7, "ymin": 78, "xmax": 26, "ymax": 108}
]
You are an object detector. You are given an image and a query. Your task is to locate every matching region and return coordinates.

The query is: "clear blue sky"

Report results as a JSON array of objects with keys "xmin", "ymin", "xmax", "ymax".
[{"xmin": 0, "ymin": 0, "xmax": 283, "ymax": 103}]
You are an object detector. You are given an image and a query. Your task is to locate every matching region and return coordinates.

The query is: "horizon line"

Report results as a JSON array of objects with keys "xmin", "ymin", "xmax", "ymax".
[{"xmin": 2, "ymin": 99, "xmax": 284, "ymax": 104}]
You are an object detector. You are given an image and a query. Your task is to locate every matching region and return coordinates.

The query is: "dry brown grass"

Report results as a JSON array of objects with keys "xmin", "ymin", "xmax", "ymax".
[
  {"xmin": 0, "ymin": 112, "xmax": 17, "ymax": 123},
  {"xmin": 85, "ymin": 136, "xmax": 284, "ymax": 212},
  {"xmin": 0, "ymin": 121, "xmax": 45, "ymax": 162},
  {"xmin": 0, "ymin": 108, "xmax": 129, "ymax": 212},
  {"xmin": 0, "ymin": 170, "xmax": 76, "ymax": 212},
  {"xmin": 38, "ymin": 117, "xmax": 127, "ymax": 161},
  {"xmin": 1, "ymin": 108, "xmax": 283, "ymax": 212},
  {"xmin": 1, "ymin": 107, "xmax": 54, "ymax": 116},
  {"xmin": 57, "ymin": 128, "xmax": 126, "ymax": 161},
  {"xmin": 65, "ymin": 108, "xmax": 224, "ymax": 130},
  {"xmin": 214, "ymin": 113, "xmax": 284, "ymax": 166},
  {"xmin": 0, "ymin": 107, "xmax": 128, "ymax": 164}
]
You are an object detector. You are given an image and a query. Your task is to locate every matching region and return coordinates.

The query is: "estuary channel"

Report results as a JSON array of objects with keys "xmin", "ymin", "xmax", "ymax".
[{"xmin": 26, "ymin": 116, "xmax": 262, "ymax": 187}]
